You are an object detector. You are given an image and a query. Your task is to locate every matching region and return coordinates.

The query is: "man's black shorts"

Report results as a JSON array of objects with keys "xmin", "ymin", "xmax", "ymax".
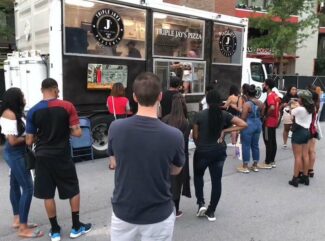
[{"xmin": 34, "ymin": 155, "xmax": 80, "ymax": 200}]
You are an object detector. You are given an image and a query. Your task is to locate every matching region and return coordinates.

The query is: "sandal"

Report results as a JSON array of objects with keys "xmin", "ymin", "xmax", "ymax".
[
  {"xmin": 308, "ymin": 169, "xmax": 314, "ymax": 178},
  {"xmin": 13, "ymin": 223, "xmax": 38, "ymax": 229},
  {"xmin": 18, "ymin": 228, "xmax": 44, "ymax": 238}
]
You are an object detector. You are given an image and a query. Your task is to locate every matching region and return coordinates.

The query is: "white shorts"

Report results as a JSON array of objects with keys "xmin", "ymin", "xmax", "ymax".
[{"xmin": 110, "ymin": 211, "xmax": 176, "ymax": 241}]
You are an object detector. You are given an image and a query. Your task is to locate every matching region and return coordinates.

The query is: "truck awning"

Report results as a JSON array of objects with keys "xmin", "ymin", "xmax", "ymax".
[{"xmin": 247, "ymin": 54, "xmax": 299, "ymax": 63}]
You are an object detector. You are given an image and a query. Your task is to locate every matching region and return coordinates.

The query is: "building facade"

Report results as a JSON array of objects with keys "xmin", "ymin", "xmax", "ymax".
[{"xmin": 165, "ymin": 0, "xmax": 320, "ymax": 76}]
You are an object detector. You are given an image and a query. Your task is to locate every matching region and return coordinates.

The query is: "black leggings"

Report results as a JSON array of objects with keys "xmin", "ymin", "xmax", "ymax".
[
  {"xmin": 193, "ymin": 147, "xmax": 226, "ymax": 212},
  {"xmin": 262, "ymin": 125, "xmax": 277, "ymax": 164}
]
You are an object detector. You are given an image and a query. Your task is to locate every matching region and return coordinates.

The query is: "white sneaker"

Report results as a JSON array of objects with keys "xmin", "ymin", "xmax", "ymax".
[
  {"xmin": 237, "ymin": 166, "xmax": 250, "ymax": 173},
  {"xmin": 196, "ymin": 205, "xmax": 207, "ymax": 217}
]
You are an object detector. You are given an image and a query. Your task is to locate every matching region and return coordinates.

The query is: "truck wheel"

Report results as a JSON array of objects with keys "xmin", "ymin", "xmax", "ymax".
[{"xmin": 90, "ymin": 114, "xmax": 114, "ymax": 158}]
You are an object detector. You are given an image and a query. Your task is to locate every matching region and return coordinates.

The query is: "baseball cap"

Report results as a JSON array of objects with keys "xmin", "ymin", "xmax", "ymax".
[{"xmin": 298, "ymin": 90, "xmax": 314, "ymax": 105}]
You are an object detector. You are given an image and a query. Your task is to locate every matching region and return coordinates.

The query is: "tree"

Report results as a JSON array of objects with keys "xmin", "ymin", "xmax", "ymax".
[
  {"xmin": 249, "ymin": 0, "xmax": 319, "ymax": 76},
  {"xmin": 0, "ymin": 0, "xmax": 14, "ymax": 41}
]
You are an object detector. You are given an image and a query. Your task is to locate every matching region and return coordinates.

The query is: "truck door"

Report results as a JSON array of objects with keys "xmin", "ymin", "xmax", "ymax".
[
  {"xmin": 211, "ymin": 23, "xmax": 245, "ymax": 100},
  {"xmin": 249, "ymin": 61, "xmax": 267, "ymax": 102}
]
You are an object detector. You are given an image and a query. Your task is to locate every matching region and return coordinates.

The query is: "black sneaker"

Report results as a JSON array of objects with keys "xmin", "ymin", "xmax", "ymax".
[
  {"xmin": 205, "ymin": 210, "xmax": 216, "ymax": 222},
  {"xmin": 196, "ymin": 204, "xmax": 207, "ymax": 217},
  {"xmin": 176, "ymin": 210, "xmax": 183, "ymax": 218}
]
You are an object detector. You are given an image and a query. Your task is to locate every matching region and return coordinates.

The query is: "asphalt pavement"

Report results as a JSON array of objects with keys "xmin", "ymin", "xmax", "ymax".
[{"xmin": 1, "ymin": 123, "xmax": 325, "ymax": 241}]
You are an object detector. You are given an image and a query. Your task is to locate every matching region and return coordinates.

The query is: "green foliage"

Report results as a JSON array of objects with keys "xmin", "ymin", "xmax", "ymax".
[
  {"xmin": 0, "ymin": 0, "xmax": 14, "ymax": 41},
  {"xmin": 249, "ymin": 0, "xmax": 319, "ymax": 58}
]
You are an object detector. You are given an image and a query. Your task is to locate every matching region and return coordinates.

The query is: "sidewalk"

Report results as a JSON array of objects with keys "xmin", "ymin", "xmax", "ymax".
[{"xmin": 1, "ymin": 124, "xmax": 325, "ymax": 241}]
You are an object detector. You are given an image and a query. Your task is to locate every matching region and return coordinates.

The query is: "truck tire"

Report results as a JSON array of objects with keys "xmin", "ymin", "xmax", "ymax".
[{"xmin": 90, "ymin": 114, "xmax": 114, "ymax": 158}]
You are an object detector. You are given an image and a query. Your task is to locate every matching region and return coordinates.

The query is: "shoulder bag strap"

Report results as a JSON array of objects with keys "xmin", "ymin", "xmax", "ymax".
[
  {"xmin": 250, "ymin": 100, "xmax": 258, "ymax": 118},
  {"xmin": 112, "ymin": 96, "xmax": 117, "ymax": 120}
]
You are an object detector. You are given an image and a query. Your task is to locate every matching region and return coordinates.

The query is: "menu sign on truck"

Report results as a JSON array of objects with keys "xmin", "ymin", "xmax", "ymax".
[{"xmin": 87, "ymin": 64, "xmax": 128, "ymax": 89}]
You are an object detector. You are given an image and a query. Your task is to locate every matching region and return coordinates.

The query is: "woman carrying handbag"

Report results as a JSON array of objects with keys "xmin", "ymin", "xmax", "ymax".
[
  {"xmin": 107, "ymin": 82, "xmax": 130, "ymax": 119},
  {"xmin": 0, "ymin": 88, "xmax": 43, "ymax": 238}
]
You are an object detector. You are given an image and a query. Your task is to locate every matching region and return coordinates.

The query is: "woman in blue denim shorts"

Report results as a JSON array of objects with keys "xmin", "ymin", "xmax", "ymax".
[
  {"xmin": 0, "ymin": 88, "xmax": 43, "ymax": 238},
  {"xmin": 289, "ymin": 90, "xmax": 314, "ymax": 187}
]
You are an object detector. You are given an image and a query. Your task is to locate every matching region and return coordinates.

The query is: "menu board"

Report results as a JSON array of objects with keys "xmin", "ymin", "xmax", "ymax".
[{"xmin": 87, "ymin": 64, "xmax": 128, "ymax": 89}]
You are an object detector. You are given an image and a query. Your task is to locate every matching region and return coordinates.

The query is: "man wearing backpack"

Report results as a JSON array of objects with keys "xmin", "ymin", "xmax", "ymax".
[{"xmin": 261, "ymin": 79, "xmax": 281, "ymax": 169}]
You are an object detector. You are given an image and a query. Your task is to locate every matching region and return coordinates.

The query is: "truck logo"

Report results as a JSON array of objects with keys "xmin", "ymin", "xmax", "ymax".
[
  {"xmin": 219, "ymin": 29, "xmax": 237, "ymax": 57},
  {"xmin": 92, "ymin": 9, "xmax": 124, "ymax": 46},
  {"xmin": 256, "ymin": 86, "xmax": 262, "ymax": 99}
]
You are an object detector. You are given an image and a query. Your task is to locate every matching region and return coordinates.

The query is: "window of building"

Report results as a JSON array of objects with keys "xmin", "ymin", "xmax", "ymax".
[
  {"xmin": 64, "ymin": 0, "xmax": 146, "ymax": 59},
  {"xmin": 212, "ymin": 23, "xmax": 244, "ymax": 65},
  {"xmin": 0, "ymin": 12, "xmax": 6, "ymax": 29},
  {"xmin": 153, "ymin": 13, "xmax": 205, "ymax": 59},
  {"xmin": 317, "ymin": 35, "xmax": 325, "ymax": 58},
  {"xmin": 236, "ymin": 0, "xmax": 272, "ymax": 11},
  {"xmin": 154, "ymin": 59, "xmax": 206, "ymax": 94}
]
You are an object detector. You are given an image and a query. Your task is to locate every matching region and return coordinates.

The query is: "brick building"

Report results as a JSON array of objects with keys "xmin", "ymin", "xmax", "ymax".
[
  {"xmin": 164, "ymin": 0, "xmax": 236, "ymax": 16},
  {"xmin": 164, "ymin": 0, "xmax": 319, "ymax": 76}
]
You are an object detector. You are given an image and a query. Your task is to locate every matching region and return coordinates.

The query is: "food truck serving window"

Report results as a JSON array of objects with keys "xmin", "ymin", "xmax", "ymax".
[
  {"xmin": 153, "ymin": 13, "xmax": 204, "ymax": 59},
  {"xmin": 154, "ymin": 59, "xmax": 206, "ymax": 95},
  {"xmin": 64, "ymin": 0, "xmax": 146, "ymax": 59},
  {"xmin": 212, "ymin": 24, "xmax": 244, "ymax": 65}
]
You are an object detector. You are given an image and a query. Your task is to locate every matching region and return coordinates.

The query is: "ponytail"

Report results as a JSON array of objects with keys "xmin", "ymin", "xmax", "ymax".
[{"xmin": 206, "ymin": 90, "xmax": 223, "ymax": 138}]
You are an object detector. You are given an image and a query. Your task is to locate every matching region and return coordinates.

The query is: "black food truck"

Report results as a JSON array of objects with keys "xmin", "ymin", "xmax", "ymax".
[{"xmin": 6, "ymin": 0, "xmax": 267, "ymax": 157}]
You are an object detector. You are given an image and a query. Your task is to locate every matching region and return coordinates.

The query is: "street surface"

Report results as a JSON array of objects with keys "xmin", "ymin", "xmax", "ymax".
[{"xmin": 1, "ymin": 123, "xmax": 325, "ymax": 241}]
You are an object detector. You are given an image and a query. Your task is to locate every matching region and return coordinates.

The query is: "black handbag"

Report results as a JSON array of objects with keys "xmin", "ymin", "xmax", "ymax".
[{"xmin": 24, "ymin": 146, "xmax": 36, "ymax": 170}]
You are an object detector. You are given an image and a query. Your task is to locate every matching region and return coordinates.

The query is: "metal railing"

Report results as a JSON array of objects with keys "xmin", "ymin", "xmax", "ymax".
[{"xmin": 270, "ymin": 75, "xmax": 325, "ymax": 92}]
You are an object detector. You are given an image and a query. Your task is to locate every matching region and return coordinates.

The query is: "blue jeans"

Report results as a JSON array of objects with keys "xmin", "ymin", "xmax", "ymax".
[
  {"xmin": 193, "ymin": 146, "xmax": 226, "ymax": 212},
  {"xmin": 3, "ymin": 142, "xmax": 33, "ymax": 224},
  {"xmin": 241, "ymin": 118, "xmax": 262, "ymax": 164}
]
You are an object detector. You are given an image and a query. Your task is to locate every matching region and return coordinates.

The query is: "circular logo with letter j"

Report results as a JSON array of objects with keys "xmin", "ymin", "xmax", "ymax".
[
  {"xmin": 219, "ymin": 29, "xmax": 237, "ymax": 57},
  {"xmin": 92, "ymin": 9, "xmax": 124, "ymax": 46}
]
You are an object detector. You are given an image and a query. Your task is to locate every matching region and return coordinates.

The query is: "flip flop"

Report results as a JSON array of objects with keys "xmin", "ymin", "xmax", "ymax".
[
  {"xmin": 18, "ymin": 228, "xmax": 44, "ymax": 238},
  {"xmin": 13, "ymin": 223, "xmax": 38, "ymax": 229}
]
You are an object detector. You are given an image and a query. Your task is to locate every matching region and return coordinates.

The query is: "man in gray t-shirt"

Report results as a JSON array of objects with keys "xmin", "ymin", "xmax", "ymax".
[{"xmin": 108, "ymin": 72, "xmax": 185, "ymax": 241}]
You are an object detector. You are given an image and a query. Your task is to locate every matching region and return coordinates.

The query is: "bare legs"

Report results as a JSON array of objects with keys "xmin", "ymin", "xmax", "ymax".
[
  {"xmin": 308, "ymin": 138, "xmax": 316, "ymax": 175},
  {"xmin": 12, "ymin": 215, "xmax": 19, "ymax": 228},
  {"xmin": 283, "ymin": 124, "xmax": 291, "ymax": 146},
  {"xmin": 45, "ymin": 194, "xmax": 80, "ymax": 218},
  {"xmin": 292, "ymin": 143, "xmax": 310, "ymax": 177},
  {"xmin": 69, "ymin": 194, "xmax": 80, "ymax": 212},
  {"xmin": 45, "ymin": 199, "xmax": 57, "ymax": 218}
]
